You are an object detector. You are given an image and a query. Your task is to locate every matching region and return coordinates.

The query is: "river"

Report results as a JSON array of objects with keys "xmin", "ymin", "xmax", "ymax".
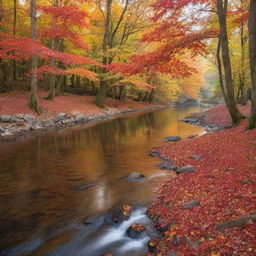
[{"xmin": 0, "ymin": 106, "xmax": 204, "ymax": 256}]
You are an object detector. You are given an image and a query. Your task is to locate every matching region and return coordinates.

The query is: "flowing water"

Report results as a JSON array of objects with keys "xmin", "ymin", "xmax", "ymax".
[{"xmin": 0, "ymin": 106, "xmax": 204, "ymax": 256}]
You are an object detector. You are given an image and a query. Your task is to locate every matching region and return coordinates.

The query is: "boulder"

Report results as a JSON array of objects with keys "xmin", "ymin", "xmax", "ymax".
[
  {"xmin": 24, "ymin": 114, "xmax": 36, "ymax": 123},
  {"xmin": 74, "ymin": 115, "xmax": 85, "ymax": 123},
  {"xmin": 165, "ymin": 136, "xmax": 181, "ymax": 142},
  {"xmin": 1, "ymin": 115, "xmax": 13, "ymax": 122},
  {"xmin": 43, "ymin": 119, "xmax": 55, "ymax": 128},
  {"xmin": 156, "ymin": 160, "xmax": 175, "ymax": 170},
  {"xmin": 55, "ymin": 113, "xmax": 67, "ymax": 120},
  {"xmin": 182, "ymin": 200, "xmax": 200, "ymax": 209},
  {"xmin": 216, "ymin": 215, "xmax": 256, "ymax": 231},
  {"xmin": 126, "ymin": 223, "xmax": 145, "ymax": 239},
  {"xmin": 126, "ymin": 172, "xmax": 145, "ymax": 181},
  {"xmin": 175, "ymin": 165, "xmax": 195, "ymax": 174}
]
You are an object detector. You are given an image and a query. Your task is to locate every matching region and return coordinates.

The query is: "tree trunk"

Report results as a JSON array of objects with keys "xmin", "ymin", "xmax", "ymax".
[
  {"xmin": 13, "ymin": 0, "xmax": 17, "ymax": 81},
  {"xmin": 29, "ymin": 0, "xmax": 40, "ymax": 113},
  {"xmin": 216, "ymin": 0, "xmax": 244, "ymax": 124},
  {"xmin": 149, "ymin": 89, "xmax": 155, "ymax": 103},
  {"xmin": 96, "ymin": 0, "xmax": 113, "ymax": 108},
  {"xmin": 55, "ymin": 75, "xmax": 63, "ymax": 96},
  {"xmin": 76, "ymin": 75, "xmax": 81, "ymax": 88},
  {"xmin": 239, "ymin": 12, "xmax": 246, "ymax": 105},
  {"xmin": 137, "ymin": 91, "xmax": 143, "ymax": 101},
  {"xmin": 247, "ymin": 0, "xmax": 256, "ymax": 129},
  {"xmin": 46, "ymin": 0, "xmax": 58, "ymax": 100}
]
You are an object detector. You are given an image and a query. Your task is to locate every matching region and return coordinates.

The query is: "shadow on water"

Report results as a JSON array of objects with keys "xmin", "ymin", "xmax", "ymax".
[{"xmin": 0, "ymin": 106, "xmax": 204, "ymax": 256}]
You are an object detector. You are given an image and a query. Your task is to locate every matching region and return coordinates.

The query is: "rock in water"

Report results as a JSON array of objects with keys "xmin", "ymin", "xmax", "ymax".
[
  {"xmin": 126, "ymin": 223, "xmax": 145, "ymax": 239},
  {"xmin": 165, "ymin": 136, "xmax": 181, "ymax": 142},
  {"xmin": 175, "ymin": 165, "xmax": 195, "ymax": 174},
  {"xmin": 126, "ymin": 172, "xmax": 145, "ymax": 181},
  {"xmin": 72, "ymin": 183, "xmax": 97, "ymax": 190}
]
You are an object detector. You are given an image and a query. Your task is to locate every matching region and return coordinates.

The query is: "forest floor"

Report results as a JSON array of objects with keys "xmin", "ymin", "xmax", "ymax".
[
  {"xmin": 0, "ymin": 90, "xmax": 156, "ymax": 118},
  {"xmin": 0, "ymin": 90, "xmax": 164, "ymax": 141},
  {"xmin": 148, "ymin": 104, "xmax": 256, "ymax": 255}
]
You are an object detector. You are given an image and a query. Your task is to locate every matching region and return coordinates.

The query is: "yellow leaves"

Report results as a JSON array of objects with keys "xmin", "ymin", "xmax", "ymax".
[
  {"xmin": 169, "ymin": 231, "xmax": 176, "ymax": 240},
  {"xmin": 211, "ymin": 253, "xmax": 220, "ymax": 256}
]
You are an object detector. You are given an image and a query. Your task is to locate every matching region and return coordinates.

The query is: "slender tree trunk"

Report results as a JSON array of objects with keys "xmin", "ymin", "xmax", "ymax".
[
  {"xmin": 96, "ymin": 0, "xmax": 113, "ymax": 108},
  {"xmin": 247, "ymin": 0, "xmax": 256, "ymax": 129},
  {"xmin": 46, "ymin": 0, "xmax": 58, "ymax": 100},
  {"xmin": 239, "ymin": 15, "xmax": 246, "ymax": 105},
  {"xmin": 143, "ymin": 91, "xmax": 149, "ymax": 101},
  {"xmin": 29, "ymin": 0, "xmax": 40, "ymax": 113},
  {"xmin": 70, "ymin": 74, "xmax": 75, "ymax": 88},
  {"xmin": 216, "ymin": 0, "xmax": 244, "ymax": 124},
  {"xmin": 13, "ymin": 0, "xmax": 17, "ymax": 81},
  {"xmin": 149, "ymin": 89, "xmax": 155, "ymax": 103}
]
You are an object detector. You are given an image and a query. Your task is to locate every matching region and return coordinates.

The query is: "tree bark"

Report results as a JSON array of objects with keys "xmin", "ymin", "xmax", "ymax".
[
  {"xmin": 96, "ymin": 0, "xmax": 113, "ymax": 108},
  {"xmin": 247, "ymin": 0, "xmax": 256, "ymax": 129},
  {"xmin": 13, "ymin": 0, "xmax": 17, "ymax": 80},
  {"xmin": 29, "ymin": 0, "xmax": 40, "ymax": 113},
  {"xmin": 46, "ymin": 0, "xmax": 59, "ymax": 100},
  {"xmin": 216, "ymin": 0, "xmax": 244, "ymax": 124}
]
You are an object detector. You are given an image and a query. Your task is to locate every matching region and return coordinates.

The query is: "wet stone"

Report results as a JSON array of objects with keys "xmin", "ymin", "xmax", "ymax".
[
  {"xmin": 126, "ymin": 172, "xmax": 145, "ymax": 181},
  {"xmin": 126, "ymin": 223, "xmax": 145, "ymax": 239},
  {"xmin": 165, "ymin": 136, "xmax": 181, "ymax": 142}
]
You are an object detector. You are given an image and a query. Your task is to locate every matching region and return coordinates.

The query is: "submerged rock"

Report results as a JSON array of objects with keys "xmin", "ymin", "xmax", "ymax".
[
  {"xmin": 72, "ymin": 183, "xmax": 97, "ymax": 191},
  {"xmin": 126, "ymin": 172, "xmax": 145, "ymax": 181},
  {"xmin": 165, "ymin": 136, "xmax": 181, "ymax": 142},
  {"xmin": 175, "ymin": 165, "xmax": 195, "ymax": 174}
]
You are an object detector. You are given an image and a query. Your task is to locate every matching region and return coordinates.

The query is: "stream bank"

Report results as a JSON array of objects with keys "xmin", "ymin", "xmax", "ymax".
[
  {"xmin": 0, "ymin": 104, "xmax": 165, "ymax": 142},
  {"xmin": 146, "ymin": 104, "xmax": 256, "ymax": 255}
]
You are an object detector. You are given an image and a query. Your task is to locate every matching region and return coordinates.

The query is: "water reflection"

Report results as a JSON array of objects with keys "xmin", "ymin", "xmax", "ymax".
[{"xmin": 0, "ymin": 106, "xmax": 203, "ymax": 254}]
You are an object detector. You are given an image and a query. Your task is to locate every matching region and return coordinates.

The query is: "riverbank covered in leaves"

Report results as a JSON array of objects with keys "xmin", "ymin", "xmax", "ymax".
[
  {"xmin": 0, "ymin": 91, "xmax": 165, "ymax": 142},
  {"xmin": 147, "ymin": 105, "xmax": 256, "ymax": 255}
]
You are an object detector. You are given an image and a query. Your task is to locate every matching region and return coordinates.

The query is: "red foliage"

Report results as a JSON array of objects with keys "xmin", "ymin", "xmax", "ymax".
[
  {"xmin": 0, "ymin": 90, "xmax": 155, "ymax": 117},
  {"xmin": 37, "ymin": 5, "xmax": 89, "ymax": 27},
  {"xmin": 191, "ymin": 104, "xmax": 251, "ymax": 128},
  {"xmin": 147, "ymin": 106, "xmax": 256, "ymax": 255},
  {"xmin": 109, "ymin": 0, "xmax": 218, "ymax": 78}
]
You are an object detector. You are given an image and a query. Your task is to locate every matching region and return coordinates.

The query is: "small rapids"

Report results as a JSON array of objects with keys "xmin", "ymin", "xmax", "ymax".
[{"xmin": 48, "ymin": 208, "xmax": 159, "ymax": 256}]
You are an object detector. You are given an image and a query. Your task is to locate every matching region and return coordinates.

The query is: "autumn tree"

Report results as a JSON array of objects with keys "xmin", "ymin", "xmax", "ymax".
[
  {"xmin": 247, "ymin": 0, "xmax": 256, "ymax": 129},
  {"xmin": 29, "ymin": 0, "xmax": 40, "ymax": 113},
  {"xmin": 216, "ymin": 0, "xmax": 244, "ymax": 124}
]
